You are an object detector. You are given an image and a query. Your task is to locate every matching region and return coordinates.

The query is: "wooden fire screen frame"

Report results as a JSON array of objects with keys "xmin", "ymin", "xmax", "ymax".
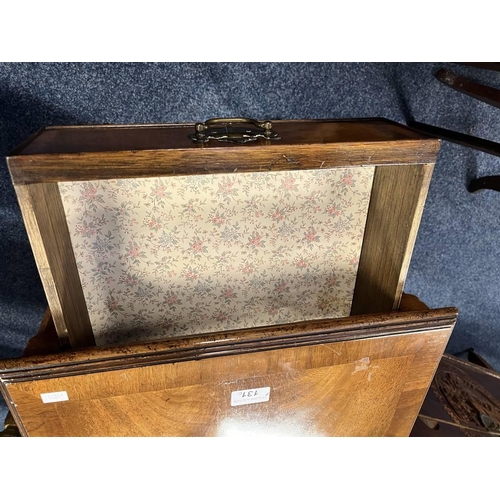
[{"xmin": 7, "ymin": 120, "xmax": 439, "ymax": 348}]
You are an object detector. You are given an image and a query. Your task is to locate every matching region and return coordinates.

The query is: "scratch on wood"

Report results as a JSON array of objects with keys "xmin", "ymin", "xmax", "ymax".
[
  {"xmin": 321, "ymin": 344, "xmax": 342, "ymax": 356},
  {"xmin": 220, "ymin": 374, "xmax": 263, "ymax": 386}
]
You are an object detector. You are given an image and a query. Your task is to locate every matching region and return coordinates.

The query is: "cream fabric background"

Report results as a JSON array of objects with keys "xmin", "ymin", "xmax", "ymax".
[{"xmin": 59, "ymin": 167, "xmax": 374, "ymax": 345}]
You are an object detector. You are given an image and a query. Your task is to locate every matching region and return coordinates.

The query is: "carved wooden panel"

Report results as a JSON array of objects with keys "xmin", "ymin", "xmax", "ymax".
[{"xmin": 412, "ymin": 354, "xmax": 500, "ymax": 436}]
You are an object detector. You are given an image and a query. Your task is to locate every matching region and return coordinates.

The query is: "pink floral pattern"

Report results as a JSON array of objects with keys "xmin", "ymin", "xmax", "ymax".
[{"xmin": 58, "ymin": 167, "xmax": 374, "ymax": 346}]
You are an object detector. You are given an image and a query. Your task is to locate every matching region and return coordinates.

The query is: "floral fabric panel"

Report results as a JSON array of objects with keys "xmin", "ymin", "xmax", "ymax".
[{"xmin": 58, "ymin": 167, "xmax": 375, "ymax": 346}]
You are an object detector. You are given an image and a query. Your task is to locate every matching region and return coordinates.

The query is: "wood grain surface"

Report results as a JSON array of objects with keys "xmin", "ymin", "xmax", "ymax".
[
  {"xmin": 7, "ymin": 119, "xmax": 439, "ymax": 185},
  {"xmin": 12, "ymin": 118, "xmax": 435, "ymax": 155},
  {"xmin": 0, "ymin": 306, "xmax": 456, "ymax": 437},
  {"xmin": 14, "ymin": 183, "xmax": 94, "ymax": 348},
  {"xmin": 351, "ymin": 163, "xmax": 434, "ymax": 314}
]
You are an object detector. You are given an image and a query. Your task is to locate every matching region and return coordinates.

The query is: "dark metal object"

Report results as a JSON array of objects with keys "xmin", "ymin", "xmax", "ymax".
[
  {"xmin": 189, "ymin": 117, "xmax": 280, "ymax": 144},
  {"xmin": 436, "ymin": 68, "xmax": 500, "ymax": 110}
]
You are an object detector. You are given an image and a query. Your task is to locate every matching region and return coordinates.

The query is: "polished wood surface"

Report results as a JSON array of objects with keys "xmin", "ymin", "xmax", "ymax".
[
  {"xmin": 13, "ymin": 119, "xmax": 435, "ymax": 155},
  {"xmin": 7, "ymin": 119, "xmax": 439, "ymax": 185},
  {"xmin": 0, "ymin": 306, "xmax": 457, "ymax": 371},
  {"xmin": 0, "ymin": 303, "xmax": 457, "ymax": 437},
  {"xmin": 4, "ymin": 293, "xmax": 443, "ymax": 361}
]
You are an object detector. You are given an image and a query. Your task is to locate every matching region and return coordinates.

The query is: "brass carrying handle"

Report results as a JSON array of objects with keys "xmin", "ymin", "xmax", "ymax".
[
  {"xmin": 196, "ymin": 117, "xmax": 273, "ymax": 133},
  {"xmin": 189, "ymin": 117, "xmax": 280, "ymax": 144}
]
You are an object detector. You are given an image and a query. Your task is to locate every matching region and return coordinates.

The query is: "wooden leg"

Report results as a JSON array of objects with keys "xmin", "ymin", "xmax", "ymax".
[
  {"xmin": 408, "ymin": 121, "xmax": 500, "ymax": 194},
  {"xmin": 408, "ymin": 121, "xmax": 500, "ymax": 158},
  {"xmin": 468, "ymin": 176, "xmax": 500, "ymax": 193},
  {"xmin": 436, "ymin": 68, "xmax": 500, "ymax": 110}
]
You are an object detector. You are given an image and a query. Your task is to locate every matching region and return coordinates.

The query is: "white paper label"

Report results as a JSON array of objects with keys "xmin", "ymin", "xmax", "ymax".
[
  {"xmin": 231, "ymin": 387, "xmax": 270, "ymax": 407},
  {"xmin": 40, "ymin": 391, "xmax": 69, "ymax": 403}
]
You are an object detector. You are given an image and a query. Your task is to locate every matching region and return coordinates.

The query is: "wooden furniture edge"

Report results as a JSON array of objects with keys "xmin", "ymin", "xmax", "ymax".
[
  {"xmin": 14, "ymin": 184, "xmax": 95, "ymax": 348},
  {"xmin": 1, "ymin": 294, "xmax": 456, "ymax": 437},
  {"xmin": 7, "ymin": 140, "xmax": 440, "ymax": 185},
  {"xmin": 0, "ymin": 306, "xmax": 458, "ymax": 380},
  {"xmin": 18, "ymin": 292, "xmax": 437, "ymax": 359},
  {"xmin": 7, "ymin": 127, "xmax": 47, "ymax": 157},
  {"xmin": 440, "ymin": 352, "xmax": 500, "ymax": 381},
  {"xmin": 351, "ymin": 163, "xmax": 434, "ymax": 314},
  {"xmin": 8, "ymin": 118, "xmax": 439, "ymax": 154}
]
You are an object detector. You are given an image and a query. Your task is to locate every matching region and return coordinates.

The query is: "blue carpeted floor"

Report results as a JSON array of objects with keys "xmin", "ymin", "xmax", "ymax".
[{"xmin": 1, "ymin": 62, "xmax": 500, "ymax": 424}]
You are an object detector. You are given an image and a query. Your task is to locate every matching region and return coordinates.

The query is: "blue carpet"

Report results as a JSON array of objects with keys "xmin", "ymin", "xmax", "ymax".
[{"xmin": 1, "ymin": 62, "xmax": 500, "ymax": 425}]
